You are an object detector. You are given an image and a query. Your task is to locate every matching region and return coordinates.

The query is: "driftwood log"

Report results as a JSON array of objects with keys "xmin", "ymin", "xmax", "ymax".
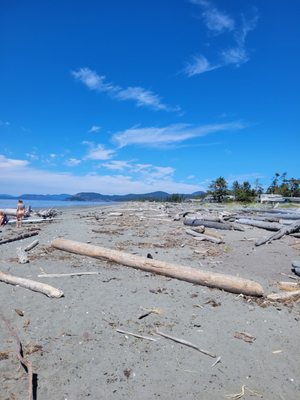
[
  {"xmin": 185, "ymin": 229, "xmax": 223, "ymax": 244},
  {"xmin": 255, "ymin": 220, "xmax": 300, "ymax": 246},
  {"xmin": 0, "ymin": 231, "xmax": 39, "ymax": 245},
  {"xmin": 51, "ymin": 238, "xmax": 264, "ymax": 296},
  {"xmin": 236, "ymin": 219, "xmax": 282, "ymax": 231},
  {"xmin": 267, "ymin": 290, "xmax": 300, "ymax": 301},
  {"xmin": 0, "ymin": 271, "xmax": 64, "ymax": 298},
  {"xmin": 184, "ymin": 217, "xmax": 241, "ymax": 231}
]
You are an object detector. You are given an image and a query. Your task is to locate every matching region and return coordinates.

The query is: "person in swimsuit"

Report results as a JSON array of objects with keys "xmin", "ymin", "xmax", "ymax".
[{"xmin": 16, "ymin": 199, "xmax": 25, "ymax": 228}]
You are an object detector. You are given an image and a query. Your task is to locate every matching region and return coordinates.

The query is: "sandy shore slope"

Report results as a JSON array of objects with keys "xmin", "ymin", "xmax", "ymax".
[{"xmin": 0, "ymin": 202, "xmax": 299, "ymax": 400}]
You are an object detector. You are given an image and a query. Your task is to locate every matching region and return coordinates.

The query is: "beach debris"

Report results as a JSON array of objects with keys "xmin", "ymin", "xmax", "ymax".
[
  {"xmin": 272, "ymin": 350, "xmax": 283, "ymax": 354},
  {"xmin": 24, "ymin": 240, "xmax": 39, "ymax": 252},
  {"xmin": 0, "ymin": 271, "xmax": 64, "ymax": 298},
  {"xmin": 185, "ymin": 228, "xmax": 224, "ymax": 244},
  {"xmin": 267, "ymin": 290, "xmax": 300, "ymax": 302},
  {"xmin": 17, "ymin": 247, "xmax": 29, "ymax": 264},
  {"xmin": 234, "ymin": 331, "xmax": 256, "ymax": 343},
  {"xmin": 0, "ymin": 350, "xmax": 9, "ymax": 360},
  {"xmin": 155, "ymin": 330, "xmax": 216, "ymax": 358},
  {"xmin": 0, "ymin": 231, "xmax": 39, "ymax": 246},
  {"xmin": 14, "ymin": 308, "xmax": 24, "ymax": 317},
  {"xmin": 211, "ymin": 356, "xmax": 221, "ymax": 368},
  {"xmin": 0, "ymin": 311, "xmax": 34, "ymax": 400},
  {"xmin": 184, "ymin": 217, "xmax": 240, "ymax": 231},
  {"xmin": 226, "ymin": 384, "xmax": 262, "ymax": 399},
  {"xmin": 276, "ymin": 281, "xmax": 300, "ymax": 291},
  {"xmin": 255, "ymin": 219, "xmax": 300, "ymax": 246},
  {"xmin": 108, "ymin": 212, "xmax": 123, "ymax": 217},
  {"xmin": 35, "ymin": 208, "xmax": 59, "ymax": 218},
  {"xmin": 51, "ymin": 238, "xmax": 264, "ymax": 296},
  {"xmin": 116, "ymin": 328, "xmax": 157, "ymax": 342},
  {"xmin": 291, "ymin": 260, "xmax": 300, "ymax": 277},
  {"xmin": 236, "ymin": 218, "xmax": 282, "ymax": 231},
  {"xmin": 37, "ymin": 271, "xmax": 100, "ymax": 278},
  {"xmin": 204, "ymin": 299, "xmax": 221, "ymax": 307},
  {"xmin": 138, "ymin": 307, "xmax": 162, "ymax": 319}
]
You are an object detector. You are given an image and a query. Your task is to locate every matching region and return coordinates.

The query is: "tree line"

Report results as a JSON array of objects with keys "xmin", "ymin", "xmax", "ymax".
[{"xmin": 208, "ymin": 172, "xmax": 300, "ymax": 203}]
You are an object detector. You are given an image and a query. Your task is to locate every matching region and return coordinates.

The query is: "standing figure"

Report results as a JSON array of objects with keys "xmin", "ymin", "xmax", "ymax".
[{"xmin": 16, "ymin": 199, "xmax": 25, "ymax": 228}]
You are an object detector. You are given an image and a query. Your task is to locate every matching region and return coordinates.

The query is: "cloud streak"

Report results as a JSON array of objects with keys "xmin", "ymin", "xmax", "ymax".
[
  {"xmin": 83, "ymin": 141, "xmax": 115, "ymax": 160},
  {"xmin": 186, "ymin": 1, "xmax": 258, "ymax": 75},
  {"xmin": 0, "ymin": 155, "xmax": 201, "ymax": 195},
  {"xmin": 72, "ymin": 67, "xmax": 180, "ymax": 112},
  {"xmin": 113, "ymin": 121, "xmax": 244, "ymax": 148}
]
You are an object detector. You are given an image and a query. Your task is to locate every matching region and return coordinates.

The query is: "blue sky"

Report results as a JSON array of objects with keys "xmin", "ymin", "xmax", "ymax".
[{"xmin": 1, "ymin": 0, "xmax": 299, "ymax": 195}]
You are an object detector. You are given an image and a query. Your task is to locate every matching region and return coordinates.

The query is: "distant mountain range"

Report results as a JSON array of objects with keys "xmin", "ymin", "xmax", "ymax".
[{"xmin": 0, "ymin": 191, "xmax": 205, "ymax": 202}]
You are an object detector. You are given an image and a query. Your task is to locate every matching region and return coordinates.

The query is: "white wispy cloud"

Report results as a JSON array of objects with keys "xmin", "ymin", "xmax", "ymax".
[
  {"xmin": 72, "ymin": 67, "xmax": 179, "ymax": 112},
  {"xmin": 102, "ymin": 160, "xmax": 175, "ymax": 180},
  {"xmin": 186, "ymin": 1, "xmax": 258, "ymax": 75},
  {"xmin": 83, "ymin": 141, "xmax": 115, "ymax": 160},
  {"xmin": 184, "ymin": 55, "xmax": 220, "ymax": 76},
  {"xmin": 113, "ymin": 121, "xmax": 244, "ymax": 148},
  {"xmin": 0, "ymin": 155, "xmax": 201, "ymax": 195},
  {"xmin": 88, "ymin": 125, "xmax": 101, "ymax": 133},
  {"xmin": 0, "ymin": 155, "xmax": 28, "ymax": 168},
  {"xmin": 65, "ymin": 158, "xmax": 81, "ymax": 166}
]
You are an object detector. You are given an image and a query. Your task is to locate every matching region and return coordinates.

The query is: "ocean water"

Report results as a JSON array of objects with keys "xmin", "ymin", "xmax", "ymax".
[{"xmin": 0, "ymin": 199, "xmax": 115, "ymax": 210}]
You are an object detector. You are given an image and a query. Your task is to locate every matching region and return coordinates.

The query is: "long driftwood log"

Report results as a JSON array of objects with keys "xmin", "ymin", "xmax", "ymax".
[
  {"xmin": 184, "ymin": 217, "xmax": 242, "ymax": 231},
  {"xmin": 236, "ymin": 219, "xmax": 282, "ymax": 231},
  {"xmin": 51, "ymin": 238, "xmax": 264, "ymax": 296},
  {"xmin": 0, "ymin": 231, "xmax": 39, "ymax": 245},
  {"xmin": 255, "ymin": 220, "xmax": 300, "ymax": 246},
  {"xmin": 0, "ymin": 271, "xmax": 64, "ymax": 298}
]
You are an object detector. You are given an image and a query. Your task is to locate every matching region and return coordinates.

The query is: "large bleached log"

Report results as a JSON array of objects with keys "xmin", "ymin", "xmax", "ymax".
[
  {"xmin": 51, "ymin": 238, "xmax": 264, "ymax": 296},
  {"xmin": 0, "ymin": 271, "xmax": 64, "ymax": 298},
  {"xmin": 0, "ymin": 231, "xmax": 39, "ymax": 245},
  {"xmin": 255, "ymin": 220, "xmax": 300, "ymax": 246},
  {"xmin": 236, "ymin": 218, "xmax": 282, "ymax": 231}
]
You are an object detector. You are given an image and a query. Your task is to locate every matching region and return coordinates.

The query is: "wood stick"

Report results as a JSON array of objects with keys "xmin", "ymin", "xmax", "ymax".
[
  {"xmin": 255, "ymin": 220, "xmax": 300, "ymax": 246},
  {"xmin": 51, "ymin": 238, "xmax": 264, "ymax": 296},
  {"xmin": 267, "ymin": 290, "xmax": 300, "ymax": 301},
  {"xmin": 0, "ymin": 231, "xmax": 39, "ymax": 245},
  {"xmin": 155, "ymin": 330, "xmax": 216, "ymax": 358},
  {"xmin": 38, "ymin": 272, "xmax": 99, "ymax": 278},
  {"xmin": 0, "ymin": 311, "xmax": 33, "ymax": 400},
  {"xmin": 24, "ymin": 239, "xmax": 39, "ymax": 252},
  {"xmin": 276, "ymin": 281, "xmax": 300, "ymax": 291},
  {"xmin": 116, "ymin": 328, "xmax": 157, "ymax": 341},
  {"xmin": 0, "ymin": 271, "xmax": 64, "ymax": 298}
]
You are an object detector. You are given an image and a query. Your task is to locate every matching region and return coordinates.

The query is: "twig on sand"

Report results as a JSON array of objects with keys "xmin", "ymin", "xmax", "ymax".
[
  {"xmin": 116, "ymin": 328, "xmax": 157, "ymax": 342},
  {"xmin": 226, "ymin": 384, "xmax": 262, "ymax": 399},
  {"xmin": 211, "ymin": 356, "xmax": 221, "ymax": 368},
  {"xmin": 155, "ymin": 330, "xmax": 216, "ymax": 358},
  {"xmin": 38, "ymin": 272, "xmax": 99, "ymax": 278},
  {"xmin": 0, "ymin": 311, "xmax": 33, "ymax": 400}
]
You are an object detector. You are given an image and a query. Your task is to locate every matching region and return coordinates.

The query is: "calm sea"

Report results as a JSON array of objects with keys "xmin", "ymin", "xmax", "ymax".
[{"xmin": 0, "ymin": 199, "xmax": 115, "ymax": 210}]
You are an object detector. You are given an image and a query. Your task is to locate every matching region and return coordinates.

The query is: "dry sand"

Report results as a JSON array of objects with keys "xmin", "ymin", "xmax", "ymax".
[{"xmin": 0, "ymin": 202, "xmax": 299, "ymax": 400}]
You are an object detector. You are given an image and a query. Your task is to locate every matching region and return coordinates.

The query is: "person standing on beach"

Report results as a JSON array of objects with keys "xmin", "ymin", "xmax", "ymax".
[{"xmin": 16, "ymin": 199, "xmax": 25, "ymax": 228}]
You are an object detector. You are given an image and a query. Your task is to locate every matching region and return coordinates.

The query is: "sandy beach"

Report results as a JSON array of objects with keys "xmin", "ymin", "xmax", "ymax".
[{"xmin": 0, "ymin": 202, "xmax": 299, "ymax": 400}]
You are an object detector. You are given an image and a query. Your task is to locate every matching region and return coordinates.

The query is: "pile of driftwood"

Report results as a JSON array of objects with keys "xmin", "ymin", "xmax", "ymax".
[
  {"xmin": 0, "ymin": 207, "xmax": 60, "ymax": 225},
  {"xmin": 179, "ymin": 206, "xmax": 300, "ymax": 246}
]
